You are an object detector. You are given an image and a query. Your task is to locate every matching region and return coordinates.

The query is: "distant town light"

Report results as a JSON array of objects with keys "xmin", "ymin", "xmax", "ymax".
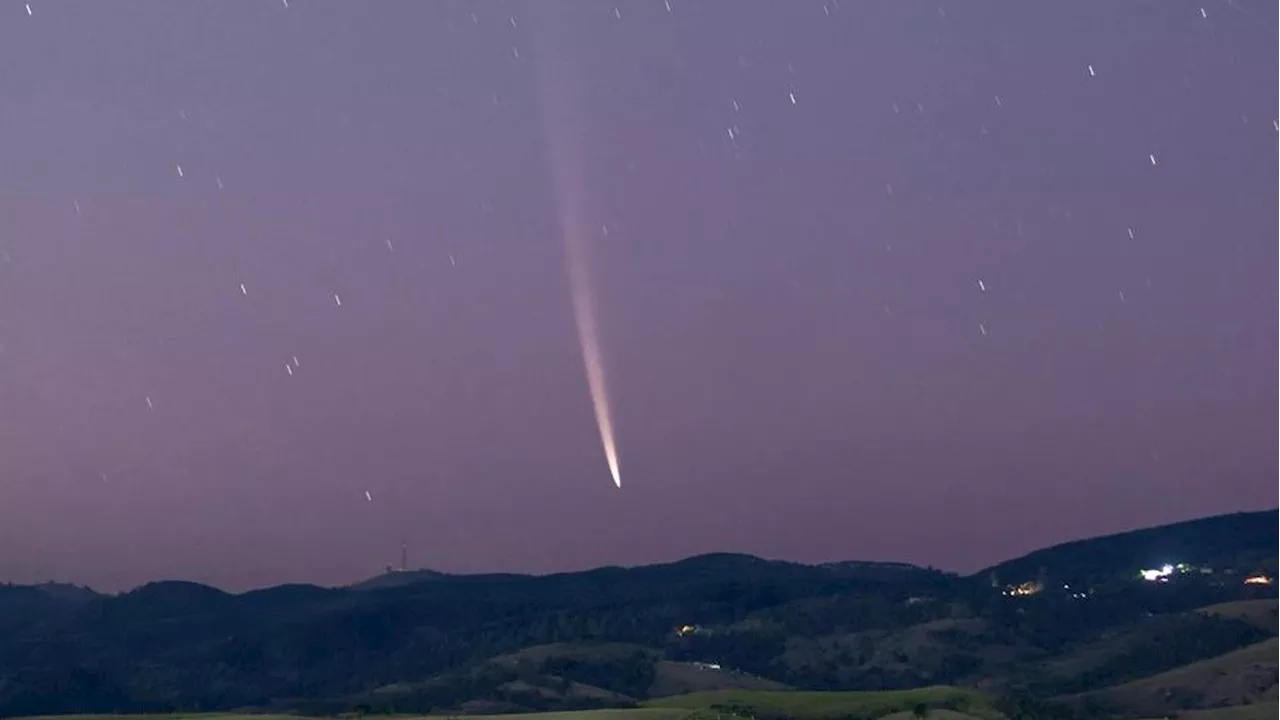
[{"xmin": 1003, "ymin": 581, "xmax": 1043, "ymax": 596}]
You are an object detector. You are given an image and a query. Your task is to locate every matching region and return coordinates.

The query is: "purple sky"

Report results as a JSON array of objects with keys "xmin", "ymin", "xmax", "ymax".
[{"xmin": 0, "ymin": 1, "xmax": 1275, "ymax": 593}]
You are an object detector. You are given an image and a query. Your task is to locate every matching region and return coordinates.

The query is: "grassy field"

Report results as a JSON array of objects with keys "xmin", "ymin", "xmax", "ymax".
[
  {"xmin": 877, "ymin": 712, "xmax": 993, "ymax": 720},
  {"xmin": 15, "ymin": 712, "xmax": 693, "ymax": 720},
  {"xmin": 18, "ymin": 692, "xmax": 1001, "ymax": 720},
  {"xmin": 648, "ymin": 660, "xmax": 791, "ymax": 697},
  {"xmin": 1140, "ymin": 702, "xmax": 1280, "ymax": 720},
  {"xmin": 16, "ymin": 712, "xmax": 302, "ymax": 717},
  {"xmin": 463, "ymin": 711, "xmax": 695, "ymax": 720},
  {"xmin": 645, "ymin": 688, "xmax": 1000, "ymax": 720},
  {"xmin": 17, "ymin": 712, "xmax": 302, "ymax": 717}
]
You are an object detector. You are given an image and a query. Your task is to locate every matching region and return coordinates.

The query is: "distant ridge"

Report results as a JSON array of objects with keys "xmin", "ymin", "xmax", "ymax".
[
  {"xmin": 349, "ymin": 567, "xmax": 454, "ymax": 590},
  {"xmin": 349, "ymin": 553, "xmax": 938, "ymax": 592},
  {"xmin": 978, "ymin": 508, "xmax": 1279, "ymax": 584},
  {"xmin": 6, "ymin": 508, "xmax": 1275, "ymax": 595},
  {"xmin": 0, "ymin": 508, "xmax": 1273, "ymax": 716},
  {"xmin": 20, "ymin": 581, "xmax": 97, "ymax": 604}
]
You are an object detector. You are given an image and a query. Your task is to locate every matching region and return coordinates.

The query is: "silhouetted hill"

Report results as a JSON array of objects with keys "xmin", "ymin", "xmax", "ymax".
[
  {"xmin": 352, "ymin": 555, "xmax": 941, "ymax": 594},
  {"xmin": 352, "ymin": 568, "xmax": 547, "ymax": 591},
  {"xmin": 978, "ymin": 509, "xmax": 1278, "ymax": 587},
  {"xmin": 27, "ymin": 581, "xmax": 100, "ymax": 604},
  {"xmin": 238, "ymin": 582, "xmax": 340, "ymax": 605},
  {"xmin": 0, "ymin": 509, "xmax": 1274, "ymax": 718},
  {"xmin": 0, "ymin": 584, "xmax": 84, "ymax": 631},
  {"xmin": 90, "ymin": 580, "xmax": 233, "ymax": 624},
  {"xmin": 350, "ymin": 568, "xmax": 456, "ymax": 590}
]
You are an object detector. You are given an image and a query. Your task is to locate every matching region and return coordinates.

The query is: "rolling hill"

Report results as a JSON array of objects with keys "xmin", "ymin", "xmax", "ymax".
[
  {"xmin": 1068, "ymin": 637, "xmax": 1278, "ymax": 717},
  {"xmin": 979, "ymin": 509, "xmax": 1278, "ymax": 587},
  {"xmin": 0, "ymin": 509, "xmax": 1274, "ymax": 718}
]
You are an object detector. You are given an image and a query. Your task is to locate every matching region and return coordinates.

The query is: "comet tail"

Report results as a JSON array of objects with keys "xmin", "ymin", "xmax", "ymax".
[{"xmin": 530, "ymin": 8, "xmax": 622, "ymax": 489}]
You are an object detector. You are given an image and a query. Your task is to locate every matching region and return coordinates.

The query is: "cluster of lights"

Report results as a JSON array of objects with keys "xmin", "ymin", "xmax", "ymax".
[
  {"xmin": 1138, "ymin": 563, "xmax": 1273, "ymax": 587},
  {"xmin": 1003, "ymin": 581, "xmax": 1043, "ymax": 597},
  {"xmin": 1139, "ymin": 564, "xmax": 1178, "ymax": 582},
  {"xmin": 1000, "ymin": 562, "xmax": 1271, "ymax": 596},
  {"xmin": 999, "ymin": 563, "xmax": 1272, "ymax": 596},
  {"xmin": 1002, "ymin": 581, "xmax": 1088, "ymax": 598}
]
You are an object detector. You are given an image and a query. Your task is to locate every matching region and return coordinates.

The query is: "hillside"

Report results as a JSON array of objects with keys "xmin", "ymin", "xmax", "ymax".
[
  {"xmin": 0, "ymin": 509, "xmax": 1274, "ymax": 718},
  {"xmin": 645, "ymin": 688, "xmax": 1002, "ymax": 719},
  {"xmin": 979, "ymin": 509, "xmax": 1278, "ymax": 587},
  {"xmin": 1143, "ymin": 704, "xmax": 1280, "ymax": 720},
  {"xmin": 1197, "ymin": 599, "xmax": 1278, "ymax": 633},
  {"xmin": 1068, "ymin": 637, "xmax": 1278, "ymax": 717}
]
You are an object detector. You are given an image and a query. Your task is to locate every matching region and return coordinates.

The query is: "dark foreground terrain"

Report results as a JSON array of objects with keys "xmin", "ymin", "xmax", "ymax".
[{"xmin": 1, "ymin": 509, "xmax": 1276, "ymax": 719}]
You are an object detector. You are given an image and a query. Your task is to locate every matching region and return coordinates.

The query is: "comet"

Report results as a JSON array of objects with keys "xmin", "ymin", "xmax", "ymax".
[
  {"xmin": 529, "ymin": 7, "xmax": 622, "ymax": 489},
  {"xmin": 564, "ymin": 223, "xmax": 622, "ymax": 489}
]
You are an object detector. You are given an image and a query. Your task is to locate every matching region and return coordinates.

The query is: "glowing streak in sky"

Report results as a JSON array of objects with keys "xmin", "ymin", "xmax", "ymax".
[
  {"xmin": 530, "ymin": 8, "xmax": 622, "ymax": 489},
  {"xmin": 565, "ymin": 218, "xmax": 622, "ymax": 489}
]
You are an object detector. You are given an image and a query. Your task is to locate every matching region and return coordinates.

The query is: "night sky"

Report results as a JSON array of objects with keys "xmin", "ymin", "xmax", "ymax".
[{"xmin": 1, "ymin": 1, "xmax": 1275, "ymax": 592}]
